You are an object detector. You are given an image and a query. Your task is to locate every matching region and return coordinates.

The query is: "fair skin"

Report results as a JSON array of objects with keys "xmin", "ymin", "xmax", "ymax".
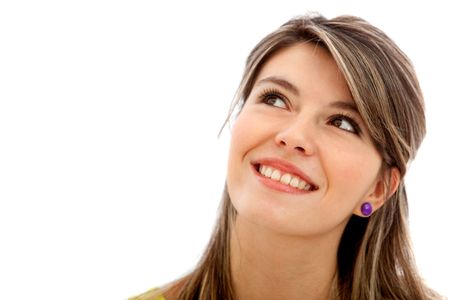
[{"xmin": 227, "ymin": 43, "xmax": 399, "ymax": 299}]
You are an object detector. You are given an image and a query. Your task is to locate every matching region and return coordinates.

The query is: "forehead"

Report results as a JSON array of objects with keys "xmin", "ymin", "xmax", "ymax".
[{"xmin": 255, "ymin": 43, "xmax": 353, "ymax": 104}]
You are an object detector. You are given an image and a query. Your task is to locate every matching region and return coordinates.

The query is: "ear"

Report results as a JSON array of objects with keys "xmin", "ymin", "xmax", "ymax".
[{"xmin": 353, "ymin": 167, "xmax": 401, "ymax": 217}]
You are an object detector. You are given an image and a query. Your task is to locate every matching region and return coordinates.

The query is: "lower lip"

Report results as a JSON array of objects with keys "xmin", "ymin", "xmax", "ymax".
[{"xmin": 251, "ymin": 165, "xmax": 314, "ymax": 194}]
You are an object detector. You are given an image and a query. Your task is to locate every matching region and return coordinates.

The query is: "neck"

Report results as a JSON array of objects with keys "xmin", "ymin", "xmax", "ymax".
[{"xmin": 230, "ymin": 216, "xmax": 342, "ymax": 300}]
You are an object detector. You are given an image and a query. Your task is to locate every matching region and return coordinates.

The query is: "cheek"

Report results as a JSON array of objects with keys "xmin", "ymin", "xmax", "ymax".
[
  {"xmin": 226, "ymin": 113, "xmax": 253, "ymax": 189},
  {"xmin": 323, "ymin": 144, "xmax": 382, "ymax": 201},
  {"xmin": 226, "ymin": 109, "xmax": 273, "ymax": 208},
  {"xmin": 227, "ymin": 110, "xmax": 266, "ymax": 173}
]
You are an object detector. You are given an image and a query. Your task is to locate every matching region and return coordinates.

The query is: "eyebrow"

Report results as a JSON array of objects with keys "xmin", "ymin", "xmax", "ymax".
[
  {"xmin": 256, "ymin": 76, "xmax": 300, "ymax": 96},
  {"xmin": 329, "ymin": 101, "xmax": 359, "ymax": 114}
]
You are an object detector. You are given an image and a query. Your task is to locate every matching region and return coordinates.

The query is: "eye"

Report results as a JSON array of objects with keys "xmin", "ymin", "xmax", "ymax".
[
  {"xmin": 329, "ymin": 114, "xmax": 361, "ymax": 135},
  {"xmin": 259, "ymin": 89, "xmax": 288, "ymax": 109}
]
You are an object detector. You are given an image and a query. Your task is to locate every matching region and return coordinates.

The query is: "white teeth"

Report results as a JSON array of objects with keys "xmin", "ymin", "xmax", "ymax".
[
  {"xmin": 280, "ymin": 173, "xmax": 292, "ymax": 184},
  {"xmin": 263, "ymin": 166, "xmax": 273, "ymax": 177},
  {"xmin": 257, "ymin": 164, "xmax": 315, "ymax": 191},
  {"xmin": 270, "ymin": 169, "xmax": 281, "ymax": 181},
  {"xmin": 298, "ymin": 180, "xmax": 307, "ymax": 190},
  {"xmin": 259, "ymin": 165, "xmax": 266, "ymax": 175},
  {"xmin": 289, "ymin": 176, "xmax": 299, "ymax": 188}
]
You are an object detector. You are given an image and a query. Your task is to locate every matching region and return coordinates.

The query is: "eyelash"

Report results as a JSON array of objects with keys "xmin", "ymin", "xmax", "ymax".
[
  {"xmin": 328, "ymin": 113, "xmax": 361, "ymax": 135},
  {"xmin": 259, "ymin": 88, "xmax": 289, "ymax": 107},
  {"xmin": 257, "ymin": 89, "xmax": 362, "ymax": 136}
]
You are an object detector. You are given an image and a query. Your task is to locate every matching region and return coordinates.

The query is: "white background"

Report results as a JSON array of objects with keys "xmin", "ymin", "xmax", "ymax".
[{"xmin": 1, "ymin": 1, "xmax": 448, "ymax": 299}]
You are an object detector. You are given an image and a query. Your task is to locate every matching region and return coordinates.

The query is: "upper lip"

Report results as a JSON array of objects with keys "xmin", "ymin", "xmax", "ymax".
[{"xmin": 251, "ymin": 157, "xmax": 318, "ymax": 189}]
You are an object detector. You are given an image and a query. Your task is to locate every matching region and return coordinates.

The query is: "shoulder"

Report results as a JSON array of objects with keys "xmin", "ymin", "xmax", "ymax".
[{"xmin": 128, "ymin": 288, "xmax": 166, "ymax": 300}]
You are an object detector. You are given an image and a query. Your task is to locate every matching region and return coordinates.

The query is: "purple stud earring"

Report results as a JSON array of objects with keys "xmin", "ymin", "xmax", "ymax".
[{"xmin": 361, "ymin": 202, "xmax": 373, "ymax": 217}]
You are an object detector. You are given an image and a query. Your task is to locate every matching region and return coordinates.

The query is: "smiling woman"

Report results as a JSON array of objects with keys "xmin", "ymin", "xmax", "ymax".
[
  {"xmin": 228, "ymin": 43, "xmax": 387, "ymax": 241},
  {"xmin": 130, "ymin": 14, "xmax": 443, "ymax": 300}
]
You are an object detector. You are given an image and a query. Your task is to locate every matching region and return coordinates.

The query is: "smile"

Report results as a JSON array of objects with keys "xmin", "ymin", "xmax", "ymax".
[
  {"xmin": 250, "ymin": 158, "xmax": 319, "ymax": 194},
  {"xmin": 257, "ymin": 164, "xmax": 316, "ymax": 191}
]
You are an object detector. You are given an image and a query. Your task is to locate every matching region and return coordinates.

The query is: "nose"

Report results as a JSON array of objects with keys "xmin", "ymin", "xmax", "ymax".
[{"xmin": 274, "ymin": 117, "xmax": 316, "ymax": 156}]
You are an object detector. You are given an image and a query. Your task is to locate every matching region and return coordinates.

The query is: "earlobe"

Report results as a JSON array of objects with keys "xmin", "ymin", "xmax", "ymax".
[
  {"xmin": 360, "ymin": 202, "xmax": 373, "ymax": 217},
  {"xmin": 353, "ymin": 167, "xmax": 401, "ymax": 217}
]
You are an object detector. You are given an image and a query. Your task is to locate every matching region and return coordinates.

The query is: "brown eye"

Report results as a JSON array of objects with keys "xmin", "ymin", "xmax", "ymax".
[
  {"xmin": 265, "ymin": 96, "xmax": 287, "ymax": 108},
  {"xmin": 333, "ymin": 118, "xmax": 354, "ymax": 132},
  {"xmin": 259, "ymin": 89, "xmax": 288, "ymax": 109},
  {"xmin": 329, "ymin": 114, "xmax": 361, "ymax": 135}
]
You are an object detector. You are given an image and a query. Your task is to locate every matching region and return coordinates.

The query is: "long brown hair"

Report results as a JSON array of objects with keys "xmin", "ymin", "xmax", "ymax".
[{"xmin": 137, "ymin": 14, "xmax": 442, "ymax": 300}]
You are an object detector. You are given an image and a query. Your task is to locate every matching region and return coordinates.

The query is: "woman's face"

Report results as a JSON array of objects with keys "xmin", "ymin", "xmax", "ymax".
[{"xmin": 227, "ymin": 43, "xmax": 387, "ymax": 237}]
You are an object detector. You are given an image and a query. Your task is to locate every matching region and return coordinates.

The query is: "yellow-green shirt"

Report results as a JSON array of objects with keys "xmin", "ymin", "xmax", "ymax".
[{"xmin": 129, "ymin": 288, "xmax": 165, "ymax": 300}]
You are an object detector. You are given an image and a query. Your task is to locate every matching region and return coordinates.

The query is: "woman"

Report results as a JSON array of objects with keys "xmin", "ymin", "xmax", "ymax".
[{"xmin": 131, "ymin": 14, "xmax": 442, "ymax": 299}]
